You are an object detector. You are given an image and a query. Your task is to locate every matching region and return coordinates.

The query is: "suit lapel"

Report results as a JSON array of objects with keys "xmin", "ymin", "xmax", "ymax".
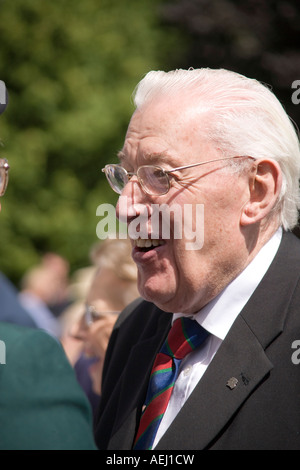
[{"xmin": 156, "ymin": 314, "xmax": 273, "ymax": 449}]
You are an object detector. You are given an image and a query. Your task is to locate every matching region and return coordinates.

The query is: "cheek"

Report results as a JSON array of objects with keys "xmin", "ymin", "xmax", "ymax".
[
  {"xmin": 174, "ymin": 240, "xmax": 207, "ymax": 285},
  {"xmin": 136, "ymin": 246, "xmax": 179, "ymax": 298},
  {"xmin": 86, "ymin": 327, "xmax": 99, "ymax": 348},
  {"xmin": 201, "ymin": 179, "xmax": 247, "ymax": 237}
]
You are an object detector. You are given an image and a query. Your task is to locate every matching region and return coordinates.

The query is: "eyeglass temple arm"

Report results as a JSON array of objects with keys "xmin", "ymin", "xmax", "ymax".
[
  {"xmin": 165, "ymin": 156, "xmax": 255, "ymax": 174},
  {"xmin": 0, "ymin": 159, "xmax": 9, "ymax": 170},
  {"xmin": 102, "ymin": 156, "xmax": 255, "ymax": 176},
  {"xmin": 102, "ymin": 166, "xmax": 136, "ymax": 178}
]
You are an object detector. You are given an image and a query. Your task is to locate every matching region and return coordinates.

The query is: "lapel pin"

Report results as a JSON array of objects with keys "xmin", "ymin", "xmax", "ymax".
[{"xmin": 226, "ymin": 377, "xmax": 238, "ymax": 390}]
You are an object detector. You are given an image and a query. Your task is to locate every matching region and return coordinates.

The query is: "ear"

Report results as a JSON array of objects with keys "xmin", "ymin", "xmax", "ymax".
[{"xmin": 240, "ymin": 159, "xmax": 282, "ymax": 226}]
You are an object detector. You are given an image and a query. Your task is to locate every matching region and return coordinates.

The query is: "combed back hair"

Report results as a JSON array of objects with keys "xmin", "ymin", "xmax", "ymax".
[{"xmin": 133, "ymin": 68, "xmax": 300, "ymax": 230}]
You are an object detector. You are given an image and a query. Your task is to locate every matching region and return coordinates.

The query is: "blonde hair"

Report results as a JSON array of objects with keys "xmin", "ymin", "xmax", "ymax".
[
  {"xmin": 89, "ymin": 238, "xmax": 137, "ymax": 281},
  {"xmin": 88, "ymin": 238, "xmax": 138, "ymax": 310}
]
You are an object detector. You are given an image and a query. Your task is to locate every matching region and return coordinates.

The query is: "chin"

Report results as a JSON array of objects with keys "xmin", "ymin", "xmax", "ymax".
[
  {"xmin": 137, "ymin": 265, "xmax": 185, "ymax": 311},
  {"xmin": 139, "ymin": 284, "xmax": 179, "ymax": 313},
  {"xmin": 140, "ymin": 282, "xmax": 202, "ymax": 314}
]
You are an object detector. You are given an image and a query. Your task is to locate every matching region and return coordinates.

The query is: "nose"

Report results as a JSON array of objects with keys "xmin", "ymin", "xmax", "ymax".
[{"xmin": 116, "ymin": 177, "xmax": 147, "ymax": 224}]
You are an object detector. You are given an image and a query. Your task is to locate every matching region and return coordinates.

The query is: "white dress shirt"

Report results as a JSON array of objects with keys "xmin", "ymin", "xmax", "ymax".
[{"xmin": 153, "ymin": 228, "xmax": 283, "ymax": 448}]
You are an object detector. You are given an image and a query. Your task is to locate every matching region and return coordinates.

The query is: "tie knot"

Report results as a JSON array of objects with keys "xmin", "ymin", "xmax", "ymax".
[{"xmin": 160, "ymin": 317, "xmax": 209, "ymax": 360}]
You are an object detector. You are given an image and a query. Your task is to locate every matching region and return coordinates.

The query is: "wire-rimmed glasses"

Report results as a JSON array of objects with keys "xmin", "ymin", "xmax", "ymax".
[
  {"xmin": 102, "ymin": 156, "xmax": 254, "ymax": 196},
  {"xmin": 84, "ymin": 304, "xmax": 120, "ymax": 327}
]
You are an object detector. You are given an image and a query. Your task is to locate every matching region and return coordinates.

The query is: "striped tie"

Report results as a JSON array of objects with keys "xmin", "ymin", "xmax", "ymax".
[{"xmin": 133, "ymin": 317, "xmax": 209, "ymax": 450}]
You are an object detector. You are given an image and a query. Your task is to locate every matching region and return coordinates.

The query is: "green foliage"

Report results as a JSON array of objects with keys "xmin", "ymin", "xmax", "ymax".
[{"xmin": 0, "ymin": 0, "xmax": 181, "ymax": 283}]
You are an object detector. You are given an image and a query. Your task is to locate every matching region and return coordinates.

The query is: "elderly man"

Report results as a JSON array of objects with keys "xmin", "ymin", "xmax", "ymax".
[{"xmin": 96, "ymin": 68, "xmax": 300, "ymax": 450}]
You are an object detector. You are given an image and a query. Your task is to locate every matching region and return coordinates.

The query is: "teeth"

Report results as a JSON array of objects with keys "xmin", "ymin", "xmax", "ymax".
[{"xmin": 133, "ymin": 239, "xmax": 164, "ymax": 248}]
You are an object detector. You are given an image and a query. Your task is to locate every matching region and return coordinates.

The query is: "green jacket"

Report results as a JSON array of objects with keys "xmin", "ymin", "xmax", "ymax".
[{"xmin": 0, "ymin": 322, "xmax": 97, "ymax": 450}]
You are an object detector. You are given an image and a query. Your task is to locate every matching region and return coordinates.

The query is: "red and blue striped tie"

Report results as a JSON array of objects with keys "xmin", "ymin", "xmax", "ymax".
[{"xmin": 133, "ymin": 317, "xmax": 210, "ymax": 450}]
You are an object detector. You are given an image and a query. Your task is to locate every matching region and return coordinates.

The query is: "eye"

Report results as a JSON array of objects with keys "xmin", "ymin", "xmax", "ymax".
[{"xmin": 91, "ymin": 311, "xmax": 103, "ymax": 322}]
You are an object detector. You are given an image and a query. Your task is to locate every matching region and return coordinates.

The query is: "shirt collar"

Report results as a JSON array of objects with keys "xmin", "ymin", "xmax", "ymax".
[{"xmin": 173, "ymin": 227, "xmax": 283, "ymax": 340}]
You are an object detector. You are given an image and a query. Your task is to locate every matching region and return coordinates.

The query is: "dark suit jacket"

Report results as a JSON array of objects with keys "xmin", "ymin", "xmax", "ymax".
[
  {"xmin": 94, "ymin": 231, "xmax": 300, "ymax": 450},
  {"xmin": 0, "ymin": 322, "xmax": 97, "ymax": 450}
]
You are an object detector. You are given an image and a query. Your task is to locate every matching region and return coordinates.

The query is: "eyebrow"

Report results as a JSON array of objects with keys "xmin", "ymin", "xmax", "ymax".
[
  {"xmin": 117, "ymin": 150, "xmax": 126, "ymax": 162},
  {"xmin": 117, "ymin": 150, "xmax": 171, "ymax": 164}
]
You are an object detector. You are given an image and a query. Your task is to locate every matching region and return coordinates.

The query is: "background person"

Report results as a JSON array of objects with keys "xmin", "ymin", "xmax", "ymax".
[
  {"xmin": 40, "ymin": 252, "xmax": 72, "ymax": 317},
  {"xmin": 0, "ymin": 271, "xmax": 38, "ymax": 328},
  {"xmin": 0, "ymin": 158, "xmax": 38, "ymax": 329},
  {"xmin": 61, "ymin": 238, "xmax": 139, "ymax": 415},
  {"xmin": 0, "ymin": 156, "xmax": 97, "ymax": 450},
  {"xmin": 18, "ymin": 265, "xmax": 62, "ymax": 338}
]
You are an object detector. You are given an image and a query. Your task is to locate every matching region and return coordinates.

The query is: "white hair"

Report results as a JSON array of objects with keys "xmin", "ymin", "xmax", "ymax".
[{"xmin": 133, "ymin": 68, "xmax": 300, "ymax": 230}]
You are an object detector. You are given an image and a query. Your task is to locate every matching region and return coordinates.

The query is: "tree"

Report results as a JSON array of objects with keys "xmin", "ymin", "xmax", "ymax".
[
  {"xmin": 160, "ymin": 0, "xmax": 300, "ymax": 126},
  {"xmin": 0, "ymin": 0, "xmax": 180, "ymax": 283}
]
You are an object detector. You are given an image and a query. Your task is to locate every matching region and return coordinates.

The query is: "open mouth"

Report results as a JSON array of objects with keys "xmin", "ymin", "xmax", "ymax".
[{"xmin": 132, "ymin": 238, "xmax": 165, "ymax": 252}]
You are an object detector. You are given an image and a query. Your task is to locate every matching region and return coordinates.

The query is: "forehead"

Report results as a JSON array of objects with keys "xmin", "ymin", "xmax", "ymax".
[
  {"xmin": 120, "ymin": 97, "xmax": 210, "ymax": 166},
  {"xmin": 118, "ymin": 149, "xmax": 170, "ymax": 166}
]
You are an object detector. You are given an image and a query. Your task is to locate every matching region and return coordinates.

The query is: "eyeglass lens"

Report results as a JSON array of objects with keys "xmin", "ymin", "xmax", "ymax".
[
  {"xmin": 105, "ymin": 165, "xmax": 170, "ymax": 196},
  {"xmin": 106, "ymin": 165, "xmax": 128, "ymax": 194},
  {"xmin": 137, "ymin": 166, "xmax": 170, "ymax": 195},
  {"xmin": 0, "ymin": 164, "xmax": 8, "ymax": 196},
  {"xmin": 0, "ymin": 170, "xmax": 5, "ymax": 195}
]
